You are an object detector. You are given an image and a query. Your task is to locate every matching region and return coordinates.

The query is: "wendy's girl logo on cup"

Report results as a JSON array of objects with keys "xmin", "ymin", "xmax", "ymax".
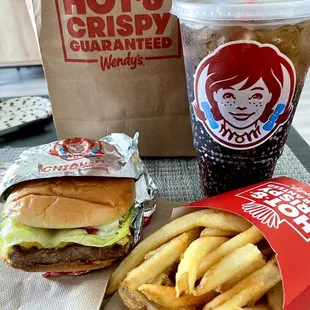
[{"xmin": 193, "ymin": 41, "xmax": 296, "ymax": 150}]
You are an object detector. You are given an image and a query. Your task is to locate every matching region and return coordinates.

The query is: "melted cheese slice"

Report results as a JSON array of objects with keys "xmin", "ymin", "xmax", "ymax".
[{"xmin": 0, "ymin": 207, "xmax": 134, "ymax": 256}]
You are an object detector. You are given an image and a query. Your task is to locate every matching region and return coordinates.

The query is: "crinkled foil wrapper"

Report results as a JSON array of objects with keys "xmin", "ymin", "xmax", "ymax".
[{"xmin": 0, "ymin": 133, "xmax": 157, "ymax": 247}]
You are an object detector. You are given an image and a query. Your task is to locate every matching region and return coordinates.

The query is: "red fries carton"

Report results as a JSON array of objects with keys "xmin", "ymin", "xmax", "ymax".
[{"xmin": 187, "ymin": 176, "xmax": 310, "ymax": 310}]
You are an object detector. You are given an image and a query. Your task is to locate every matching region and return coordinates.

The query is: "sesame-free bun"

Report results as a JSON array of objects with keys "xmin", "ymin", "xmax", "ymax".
[
  {"xmin": 4, "ymin": 177, "xmax": 135, "ymax": 229},
  {"xmin": 2, "ymin": 257, "xmax": 115, "ymax": 273}
]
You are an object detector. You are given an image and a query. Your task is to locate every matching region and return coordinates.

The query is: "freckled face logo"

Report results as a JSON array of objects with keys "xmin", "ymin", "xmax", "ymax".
[
  {"xmin": 193, "ymin": 41, "xmax": 296, "ymax": 150},
  {"xmin": 50, "ymin": 138, "xmax": 103, "ymax": 160}
]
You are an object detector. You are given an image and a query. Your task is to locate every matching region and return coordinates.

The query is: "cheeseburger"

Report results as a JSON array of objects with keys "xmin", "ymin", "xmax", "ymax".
[{"xmin": 0, "ymin": 176, "xmax": 135, "ymax": 272}]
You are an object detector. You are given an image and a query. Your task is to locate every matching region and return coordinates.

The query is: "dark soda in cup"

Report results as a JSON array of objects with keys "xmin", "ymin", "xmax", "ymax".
[{"xmin": 171, "ymin": 0, "xmax": 310, "ymax": 196}]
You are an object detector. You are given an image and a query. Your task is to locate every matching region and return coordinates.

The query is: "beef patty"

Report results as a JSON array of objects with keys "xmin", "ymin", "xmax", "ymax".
[{"xmin": 7, "ymin": 237, "xmax": 133, "ymax": 268}]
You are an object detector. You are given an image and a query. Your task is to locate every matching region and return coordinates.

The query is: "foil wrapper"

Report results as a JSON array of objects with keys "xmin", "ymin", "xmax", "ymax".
[
  {"xmin": 0, "ymin": 133, "xmax": 157, "ymax": 277},
  {"xmin": 0, "ymin": 133, "xmax": 157, "ymax": 204}
]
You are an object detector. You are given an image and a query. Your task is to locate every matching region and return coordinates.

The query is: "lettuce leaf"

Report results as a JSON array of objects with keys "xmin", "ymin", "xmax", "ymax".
[{"xmin": 0, "ymin": 206, "xmax": 135, "ymax": 256}]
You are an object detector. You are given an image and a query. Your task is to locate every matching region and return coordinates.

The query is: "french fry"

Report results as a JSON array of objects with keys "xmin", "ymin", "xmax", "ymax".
[
  {"xmin": 200, "ymin": 228, "xmax": 237, "ymax": 238},
  {"xmin": 197, "ymin": 212, "xmax": 251, "ymax": 233},
  {"xmin": 176, "ymin": 237, "xmax": 228, "ymax": 296},
  {"xmin": 116, "ymin": 210, "xmax": 284, "ymax": 310},
  {"xmin": 209, "ymin": 282, "xmax": 264, "ymax": 310},
  {"xmin": 148, "ymin": 273, "xmax": 171, "ymax": 286},
  {"xmin": 138, "ymin": 284, "xmax": 216, "ymax": 308},
  {"xmin": 146, "ymin": 263, "xmax": 178, "ymax": 287},
  {"xmin": 124, "ymin": 229, "xmax": 200, "ymax": 290},
  {"xmin": 107, "ymin": 209, "xmax": 213, "ymax": 295},
  {"xmin": 197, "ymin": 226, "xmax": 264, "ymax": 279},
  {"xmin": 267, "ymin": 282, "xmax": 283, "ymax": 310},
  {"xmin": 247, "ymin": 274, "xmax": 282, "ymax": 306},
  {"xmin": 118, "ymin": 282, "xmax": 159, "ymax": 310},
  {"xmin": 145, "ymin": 243, "xmax": 168, "ymax": 260},
  {"xmin": 217, "ymin": 258, "xmax": 266, "ymax": 292},
  {"xmin": 195, "ymin": 244, "xmax": 263, "ymax": 296},
  {"xmin": 204, "ymin": 258, "xmax": 281, "ymax": 310},
  {"xmin": 176, "ymin": 273, "xmax": 188, "ymax": 298}
]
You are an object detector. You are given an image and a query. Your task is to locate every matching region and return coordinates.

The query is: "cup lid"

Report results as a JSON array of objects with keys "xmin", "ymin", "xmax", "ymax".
[{"xmin": 171, "ymin": 0, "xmax": 310, "ymax": 21}]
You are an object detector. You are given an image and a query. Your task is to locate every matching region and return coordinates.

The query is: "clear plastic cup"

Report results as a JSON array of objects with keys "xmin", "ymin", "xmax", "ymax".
[{"xmin": 171, "ymin": 0, "xmax": 310, "ymax": 196}]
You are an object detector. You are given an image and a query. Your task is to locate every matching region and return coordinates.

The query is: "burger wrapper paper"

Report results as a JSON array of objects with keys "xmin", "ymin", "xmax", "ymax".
[
  {"xmin": 106, "ymin": 177, "xmax": 310, "ymax": 310},
  {"xmin": 0, "ymin": 254, "xmax": 114, "ymax": 310}
]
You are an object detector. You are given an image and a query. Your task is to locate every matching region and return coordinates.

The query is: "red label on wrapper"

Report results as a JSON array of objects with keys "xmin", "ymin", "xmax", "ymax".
[{"xmin": 188, "ymin": 177, "xmax": 310, "ymax": 310}]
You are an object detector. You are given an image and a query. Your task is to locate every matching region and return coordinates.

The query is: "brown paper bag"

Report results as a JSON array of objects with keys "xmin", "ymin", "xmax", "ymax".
[{"xmin": 28, "ymin": 0, "xmax": 195, "ymax": 156}]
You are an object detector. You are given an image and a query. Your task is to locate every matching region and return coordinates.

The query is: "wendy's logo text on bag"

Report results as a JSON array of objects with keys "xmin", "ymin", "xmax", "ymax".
[
  {"xmin": 49, "ymin": 137, "xmax": 103, "ymax": 161},
  {"xmin": 55, "ymin": 0, "xmax": 182, "ymax": 71},
  {"xmin": 237, "ymin": 182, "xmax": 310, "ymax": 242},
  {"xmin": 193, "ymin": 41, "xmax": 296, "ymax": 150}
]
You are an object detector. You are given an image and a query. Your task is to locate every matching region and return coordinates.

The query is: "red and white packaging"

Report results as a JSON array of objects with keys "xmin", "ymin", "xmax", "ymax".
[{"xmin": 183, "ymin": 176, "xmax": 310, "ymax": 310}]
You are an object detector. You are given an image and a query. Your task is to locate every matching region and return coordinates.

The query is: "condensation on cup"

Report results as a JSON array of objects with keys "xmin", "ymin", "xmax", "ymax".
[{"xmin": 171, "ymin": 0, "xmax": 310, "ymax": 197}]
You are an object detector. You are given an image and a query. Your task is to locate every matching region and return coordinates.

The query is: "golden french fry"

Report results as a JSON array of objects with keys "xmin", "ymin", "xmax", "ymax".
[
  {"xmin": 145, "ymin": 242, "xmax": 190, "ymax": 262},
  {"xmin": 124, "ymin": 229, "xmax": 200, "ymax": 290},
  {"xmin": 200, "ymin": 228, "xmax": 237, "ymax": 238},
  {"xmin": 118, "ymin": 282, "xmax": 159, "ymax": 310},
  {"xmin": 247, "ymin": 273, "xmax": 282, "ymax": 306},
  {"xmin": 217, "ymin": 257, "xmax": 266, "ymax": 292},
  {"xmin": 204, "ymin": 258, "xmax": 281, "ymax": 310},
  {"xmin": 176, "ymin": 237, "xmax": 228, "ymax": 296},
  {"xmin": 197, "ymin": 212, "xmax": 251, "ymax": 233},
  {"xmin": 195, "ymin": 244, "xmax": 263, "ymax": 296},
  {"xmin": 197, "ymin": 226, "xmax": 264, "ymax": 279},
  {"xmin": 267, "ymin": 282, "xmax": 283, "ymax": 310},
  {"xmin": 148, "ymin": 273, "xmax": 171, "ymax": 286},
  {"xmin": 138, "ymin": 284, "xmax": 216, "ymax": 308},
  {"xmin": 176, "ymin": 273, "xmax": 188, "ymax": 298},
  {"xmin": 208, "ymin": 282, "xmax": 264, "ymax": 310},
  {"xmin": 147, "ymin": 263, "xmax": 178, "ymax": 286},
  {"xmin": 145, "ymin": 243, "xmax": 167, "ymax": 260},
  {"xmin": 107, "ymin": 209, "xmax": 213, "ymax": 295}
]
